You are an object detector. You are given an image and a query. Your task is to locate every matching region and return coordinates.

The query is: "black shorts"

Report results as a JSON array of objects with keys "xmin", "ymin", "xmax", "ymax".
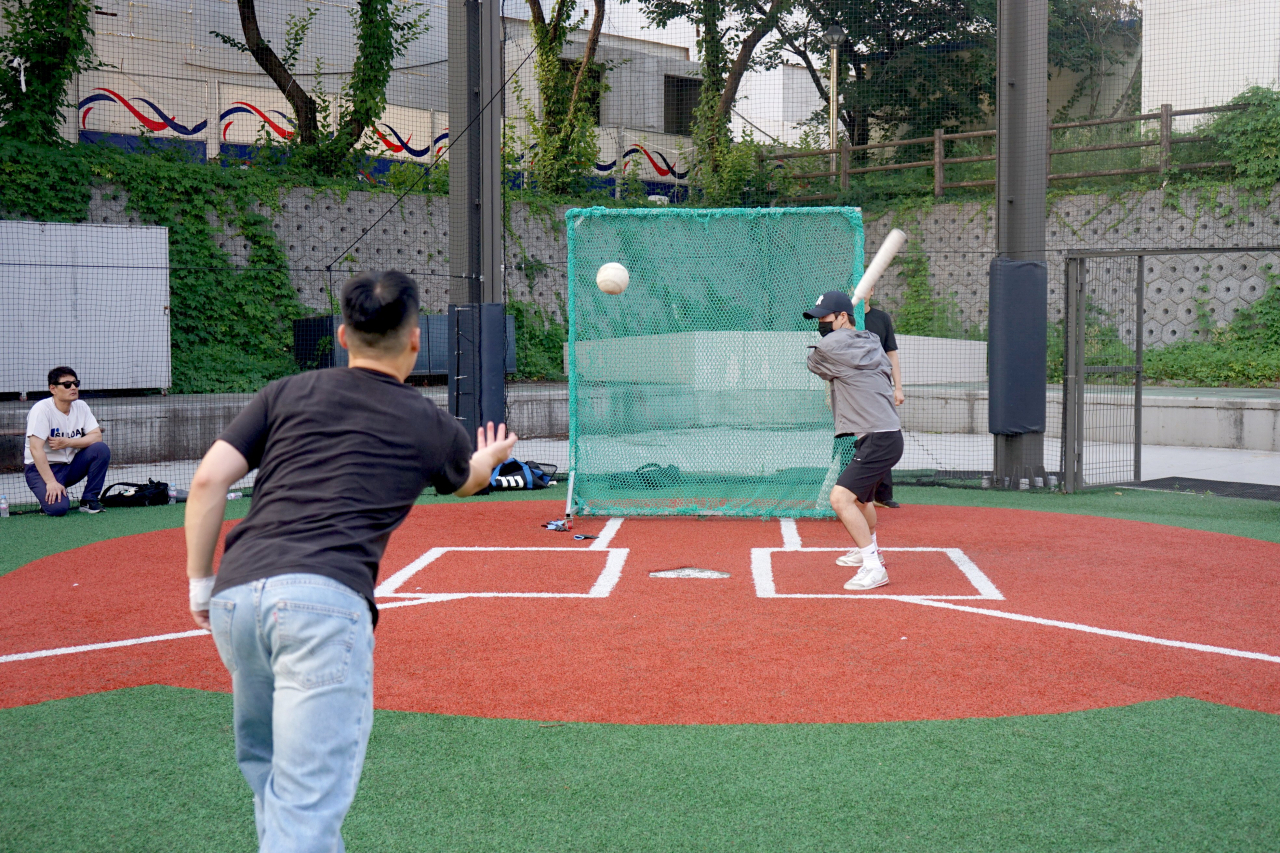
[{"xmin": 835, "ymin": 430, "xmax": 904, "ymax": 503}]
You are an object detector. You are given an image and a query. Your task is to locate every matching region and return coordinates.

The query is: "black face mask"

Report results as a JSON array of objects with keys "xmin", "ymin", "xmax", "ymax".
[{"xmin": 818, "ymin": 321, "xmax": 835, "ymax": 337}]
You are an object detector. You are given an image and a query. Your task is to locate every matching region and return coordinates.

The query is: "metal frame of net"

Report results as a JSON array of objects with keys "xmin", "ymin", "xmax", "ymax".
[{"xmin": 565, "ymin": 206, "xmax": 867, "ymax": 518}]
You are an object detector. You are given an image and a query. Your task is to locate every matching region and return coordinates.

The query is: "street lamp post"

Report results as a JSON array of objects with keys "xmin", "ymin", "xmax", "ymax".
[{"xmin": 822, "ymin": 25, "xmax": 847, "ymax": 177}]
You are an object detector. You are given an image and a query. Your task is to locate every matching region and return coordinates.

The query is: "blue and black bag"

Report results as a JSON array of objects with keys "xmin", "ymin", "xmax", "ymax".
[{"xmin": 481, "ymin": 458, "xmax": 557, "ymax": 493}]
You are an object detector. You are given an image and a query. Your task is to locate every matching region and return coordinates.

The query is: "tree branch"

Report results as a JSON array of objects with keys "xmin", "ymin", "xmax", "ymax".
[
  {"xmin": 527, "ymin": 0, "xmax": 548, "ymax": 30},
  {"xmin": 716, "ymin": 0, "xmax": 788, "ymax": 126},
  {"xmin": 236, "ymin": 0, "xmax": 318, "ymax": 145},
  {"xmin": 568, "ymin": 0, "xmax": 605, "ymax": 117}
]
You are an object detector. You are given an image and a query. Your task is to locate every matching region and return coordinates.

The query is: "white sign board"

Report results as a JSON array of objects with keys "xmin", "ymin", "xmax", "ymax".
[{"xmin": 0, "ymin": 221, "xmax": 171, "ymax": 393}]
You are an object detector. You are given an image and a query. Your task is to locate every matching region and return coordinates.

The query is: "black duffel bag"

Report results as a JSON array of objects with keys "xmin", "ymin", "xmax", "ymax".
[{"xmin": 100, "ymin": 479, "xmax": 171, "ymax": 508}]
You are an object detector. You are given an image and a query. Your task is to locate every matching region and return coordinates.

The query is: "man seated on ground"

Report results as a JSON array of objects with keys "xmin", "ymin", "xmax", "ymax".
[{"xmin": 25, "ymin": 366, "xmax": 111, "ymax": 515}]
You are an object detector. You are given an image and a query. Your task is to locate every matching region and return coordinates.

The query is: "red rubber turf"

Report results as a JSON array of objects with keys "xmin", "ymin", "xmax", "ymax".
[{"xmin": 1, "ymin": 502, "xmax": 1277, "ymax": 723}]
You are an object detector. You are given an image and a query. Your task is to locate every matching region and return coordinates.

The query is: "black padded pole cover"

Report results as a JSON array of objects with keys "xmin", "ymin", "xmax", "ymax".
[
  {"xmin": 448, "ymin": 303, "xmax": 508, "ymax": 446},
  {"xmin": 988, "ymin": 257, "xmax": 1047, "ymax": 434},
  {"xmin": 478, "ymin": 302, "xmax": 507, "ymax": 431}
]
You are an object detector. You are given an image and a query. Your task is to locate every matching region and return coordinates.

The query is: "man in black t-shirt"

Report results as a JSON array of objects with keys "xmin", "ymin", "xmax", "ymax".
[
  {"xmin": 861, "ymin": 282, "xmax": 905, "ymax": 508},
  {"xmin": 184, "ymin": 271, "xmax": 516, "ymax": 851}
]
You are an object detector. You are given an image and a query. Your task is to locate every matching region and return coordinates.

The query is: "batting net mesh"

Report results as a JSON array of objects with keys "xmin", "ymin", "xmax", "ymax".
[{"xmin": 566, "ymin": 206, "xmax": 866, "ymax": 518}]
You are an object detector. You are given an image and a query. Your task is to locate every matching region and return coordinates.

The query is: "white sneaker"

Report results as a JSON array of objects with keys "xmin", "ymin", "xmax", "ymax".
[
  {"xmin": 835, "ymin": 549, "xmax": 864, "ymax": 567},
  {"xmin": 844, "ymin": 564, "xmax": 889, "ymax": 591}
]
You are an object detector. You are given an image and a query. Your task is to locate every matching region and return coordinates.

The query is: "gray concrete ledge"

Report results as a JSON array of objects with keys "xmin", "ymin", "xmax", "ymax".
[{"xmin": 4, "ymin": 383, "xmax": 1276, "ymax": 475}]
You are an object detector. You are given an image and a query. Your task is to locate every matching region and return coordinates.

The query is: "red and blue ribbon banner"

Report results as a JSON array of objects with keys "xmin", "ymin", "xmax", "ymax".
[{"xmin": 78, "ymin": 88, "xmax": 206, "ymax": 135}]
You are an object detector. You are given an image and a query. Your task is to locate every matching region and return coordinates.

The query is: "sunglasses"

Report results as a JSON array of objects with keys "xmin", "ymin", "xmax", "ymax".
[{"xmin": 55, "ymin": 380, "xmax": 81, "ymax": 389}]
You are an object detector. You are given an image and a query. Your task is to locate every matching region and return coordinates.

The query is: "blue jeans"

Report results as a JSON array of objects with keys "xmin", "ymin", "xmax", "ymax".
[
  {"xmin": 24, "ymin": 441, "xmax": 111, "ymax": 515},
  {"xmin": 209, "ymin": 573, "xmax": 376, "ymax": 853}
]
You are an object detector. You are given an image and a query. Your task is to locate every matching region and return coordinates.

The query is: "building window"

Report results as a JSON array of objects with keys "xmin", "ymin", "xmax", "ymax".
[
  {"xmin": 560, "ymin": 58, "xmax": 603, "ymax": 125},
  {"xmin": 664, "ymin": 75, "xmax": 701, "ymax": 136}
]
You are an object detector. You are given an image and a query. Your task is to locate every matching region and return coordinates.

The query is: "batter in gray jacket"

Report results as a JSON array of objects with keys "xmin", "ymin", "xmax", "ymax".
[{"xmin": 804, "ymin": 290, "xmax": 904, "ymax": 590}]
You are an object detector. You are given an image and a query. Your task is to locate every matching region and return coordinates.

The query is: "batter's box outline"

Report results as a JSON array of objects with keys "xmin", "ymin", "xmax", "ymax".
[
  {"xmin": 751, "ymin": 547, "xmax": 1004, "ymax": 601},
  {"xmin": 374, "ymin": 547, "xmax": 629, "ymax": 609}
]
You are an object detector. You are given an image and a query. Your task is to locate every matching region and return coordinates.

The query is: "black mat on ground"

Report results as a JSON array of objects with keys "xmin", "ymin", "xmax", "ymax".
[{"xmin": 1135, "ymin": 477, "xmax": 1280, "ymax": 503}]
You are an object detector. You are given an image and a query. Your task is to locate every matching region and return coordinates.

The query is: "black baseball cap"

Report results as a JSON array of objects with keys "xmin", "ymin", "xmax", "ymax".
[{"xmin": 803, "ymin": 290, "xmax": 855, "ymax": 320}]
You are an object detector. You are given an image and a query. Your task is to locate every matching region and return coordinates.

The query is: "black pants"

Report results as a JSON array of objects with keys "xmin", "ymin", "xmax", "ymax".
[
  {"xmin": 835, "ymin": 431, "xmax": 904, "ymax": 504},
  {"xmin": 874, "ymin": 468, "xmax": 894, "ymax": 503}
]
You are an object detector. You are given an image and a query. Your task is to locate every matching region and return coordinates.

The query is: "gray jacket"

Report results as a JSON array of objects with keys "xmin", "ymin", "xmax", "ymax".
[{"xmin": 806, "ymin": 328, "xmax": 901, "ymax": 436}]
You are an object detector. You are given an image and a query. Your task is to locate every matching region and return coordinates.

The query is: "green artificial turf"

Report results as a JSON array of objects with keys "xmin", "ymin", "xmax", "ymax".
[
  {"xmin": 2, "ymin": 686, "xmax": 1277, "ymax": 852},
  {"xmin": 0, "ymin": 501, "xmax": 253, "ymax": 579},
  {"xmin": 892, "ymin": 485, "xmax": 1280, "ymax": 545},
  {"xmin": 0, "ymin": 484, "xmax": 568, "ymax": 579}
]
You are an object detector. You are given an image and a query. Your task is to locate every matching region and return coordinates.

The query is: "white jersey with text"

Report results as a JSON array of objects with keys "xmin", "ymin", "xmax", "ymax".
[{"xmin": 24, "ymin": 398, "xmax": 100, "ymax": 465}]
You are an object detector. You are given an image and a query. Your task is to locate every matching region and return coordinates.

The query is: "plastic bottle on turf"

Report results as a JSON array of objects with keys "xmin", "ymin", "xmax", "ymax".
[
  {"xmin": 227, "ymin": 491, "xmax": 242, "ymax": 500},
  {"xmin": 168, "ymin": 485, "xmax": 177, "ymax": 505},
  {"xmin": 0, "ymin": 495, "xmax": 8, "ymax": 518}
]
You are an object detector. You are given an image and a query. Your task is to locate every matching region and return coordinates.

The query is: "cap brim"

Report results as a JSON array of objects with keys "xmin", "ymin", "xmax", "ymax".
[{"xmin": 802, "ymin": 309, "xmax": 824, "ymax": 319}]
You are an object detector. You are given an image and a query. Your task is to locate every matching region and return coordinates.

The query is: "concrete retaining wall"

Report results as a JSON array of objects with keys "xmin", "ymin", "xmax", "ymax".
[
  {"xmin": 6, "ymin": 384, "xmax": 1273, "ymax": 474},
  {"xmin": 70, "ymin": 183, "xmax": 1280, "ymax": 337}
]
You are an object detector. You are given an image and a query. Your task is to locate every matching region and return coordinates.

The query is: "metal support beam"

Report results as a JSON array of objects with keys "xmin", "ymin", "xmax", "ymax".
[
  {"xmin": 1134, "ymin": 256, "xmax": 1144, "ymax": 483},
  {"xmin": 991, "ymin": 0, "xmax": 1048, "ymax": 486},
  {"xmin": 449, "ymin": 0, "xmax": 505, "ymax": 435}
]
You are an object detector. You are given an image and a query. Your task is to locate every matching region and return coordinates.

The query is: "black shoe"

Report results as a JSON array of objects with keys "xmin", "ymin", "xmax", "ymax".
[
  {"xmin": 79, "ymin": 499, "xmax": 106, "ymax": 514},
  {"xmin": 873, "ymin": 499, "xmax": 901, "ymax": 509}
]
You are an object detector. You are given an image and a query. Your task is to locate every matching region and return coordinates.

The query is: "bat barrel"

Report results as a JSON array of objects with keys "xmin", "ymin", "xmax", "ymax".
[{"xmin": 852, "ymin": 228, "xmax": 907, "ymax": 304}]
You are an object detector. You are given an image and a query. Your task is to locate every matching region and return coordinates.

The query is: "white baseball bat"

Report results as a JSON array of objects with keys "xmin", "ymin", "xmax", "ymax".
[{"xmin": 851, "ymin": 228, "xmax": 907, "ymax": 305}]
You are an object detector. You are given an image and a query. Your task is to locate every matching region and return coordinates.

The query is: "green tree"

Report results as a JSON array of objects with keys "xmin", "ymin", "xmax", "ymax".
[
  {"xmin": 213, "ymin": 0, "xmax": 428, "ymax": 175},
  {"xmin": 640, "ymin": 0, "xmax": 790, "ymax": 195},
  {"xmin": 0, "ymin": 0, "xmax": 98, "ymax": 145},
  {"xmin": 521, "ymin": 0, "xmax": 608, "ymax": 195},
  {"xmin": 1049, "ymin": 0, "xmax": 1141, "ymax": 120},
  {"xmin": 768, "ymin": 0, "xmax": 995, "ymax": 153},
  {"xmin": 772, "ymin": 0, "xmax": 1141, "ymax": 151}
]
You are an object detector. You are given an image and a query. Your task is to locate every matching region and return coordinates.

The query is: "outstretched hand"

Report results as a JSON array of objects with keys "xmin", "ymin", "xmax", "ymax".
[
  {"xmin": 474, "ymin": 422, "xmax": 518, "ymax": 471},
  {"xmin": 455, "ymin": 422, "xmax": 519, "ymax": 497}
]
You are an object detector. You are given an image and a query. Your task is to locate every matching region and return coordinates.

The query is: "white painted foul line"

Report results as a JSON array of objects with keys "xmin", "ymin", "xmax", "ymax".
[
  {"xmin": 779, "ymin": 518, "xmax": 802, "ymax": 551},
  {"xmin": 902, "ymin": 598, "xmax": 1280, "ymax": 665},
  {"xmin": 750, "ymin": 547, "xmax": 1005, "ymax": 601},
  {"xmin": 591, "ymin": 518, "xmax": 624, "ymax": 550},
  {"xmin": 0, "ymin": 629, "xmax": 210, "ymax": 664}
]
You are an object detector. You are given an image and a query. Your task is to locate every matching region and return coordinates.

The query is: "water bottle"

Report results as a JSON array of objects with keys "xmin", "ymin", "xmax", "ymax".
[
  {"xmin": 226, "ymin": 491, "xmax": 242, "ymax": 500},
  {"xmin": 0, "ymin": 495, "xmax": 8, "ymax": 518},
  {"xmin": 168, "ymin": 485, "xmax": 177, "ymax": 505}
]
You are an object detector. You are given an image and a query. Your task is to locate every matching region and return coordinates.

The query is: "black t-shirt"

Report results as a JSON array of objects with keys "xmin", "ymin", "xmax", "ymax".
[
  {"xmin": 211, "ymin": 368, "xmax": 473, "ymax": 622},
  {"xmin": 863, "ymin": 307, "xmax": 898, "ymax": 353}
]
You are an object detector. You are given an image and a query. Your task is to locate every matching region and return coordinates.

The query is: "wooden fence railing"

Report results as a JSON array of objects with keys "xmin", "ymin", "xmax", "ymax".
[{"xmin": 759, "ymin": 103, "xmax": 1246, "ymax": 202}]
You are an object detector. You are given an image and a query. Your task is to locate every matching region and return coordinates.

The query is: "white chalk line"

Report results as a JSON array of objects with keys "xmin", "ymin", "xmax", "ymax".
[
  {"xmin": 0, "ymin": 629, "xmax": 210, "ymax": 664},
  {"xmin": 901, "ymin": 598, "xmax": 1280, "ymax": 664}
]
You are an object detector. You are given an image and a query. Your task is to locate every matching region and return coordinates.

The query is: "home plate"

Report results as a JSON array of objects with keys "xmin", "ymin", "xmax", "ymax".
[{"xmin": 650, "ymin": 568, "xmax": 730, "ymax": 579}]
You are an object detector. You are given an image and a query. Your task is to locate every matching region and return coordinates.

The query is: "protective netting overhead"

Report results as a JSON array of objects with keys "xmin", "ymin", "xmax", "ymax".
[{"xmin": 566, "ymin": 206, "xmax": 865, "ymax": 517}]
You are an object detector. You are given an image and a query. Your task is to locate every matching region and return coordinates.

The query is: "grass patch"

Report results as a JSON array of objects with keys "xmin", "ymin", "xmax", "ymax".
[{"xmin": 2, "ymin": 686, "xmax": 1277, "ymax": 852}]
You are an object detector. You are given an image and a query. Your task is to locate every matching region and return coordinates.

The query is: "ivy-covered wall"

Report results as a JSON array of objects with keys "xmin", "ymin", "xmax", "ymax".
[{"xmin": 4, "ymin": 137, "xmax": 1278, "ymax": 390}]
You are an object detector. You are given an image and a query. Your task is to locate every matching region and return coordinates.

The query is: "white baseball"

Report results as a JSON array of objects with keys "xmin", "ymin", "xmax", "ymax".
[{"xmin": 596, "ymin": 262, "xmax": 629, "ymax": 295}]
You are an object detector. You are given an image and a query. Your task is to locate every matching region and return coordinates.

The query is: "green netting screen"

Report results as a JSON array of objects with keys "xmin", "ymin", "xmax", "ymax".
[{"xmin": 566, "ymin": 206, "xmax": 866, "ymax": 518}]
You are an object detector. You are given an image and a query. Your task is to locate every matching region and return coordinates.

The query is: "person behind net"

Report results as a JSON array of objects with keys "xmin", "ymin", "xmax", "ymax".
[
  {"xmin": 859, "ymin": 280, "xmax": 905, "ymax": 509},
  {"xmin": 24, "ymin": 366, "xmax": 111, "ymax": 515},
  {"xmin": 804, "ymin": 290, "xmax": 904, "ymax": 590},
  {"xmin": 183, "ymin": 270, "xmax": 518, "ymax": 851}
]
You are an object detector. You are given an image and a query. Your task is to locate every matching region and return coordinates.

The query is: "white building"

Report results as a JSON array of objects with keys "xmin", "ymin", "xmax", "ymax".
[{"xmin": 1143, "ymin": 0, "xmax": 1280, "ymax": 127}]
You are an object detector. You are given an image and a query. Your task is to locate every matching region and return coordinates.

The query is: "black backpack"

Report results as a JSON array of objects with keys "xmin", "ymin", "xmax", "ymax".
[{"xmin": 100, "ymin": 479, "xmax": 171, "ymax": 508}]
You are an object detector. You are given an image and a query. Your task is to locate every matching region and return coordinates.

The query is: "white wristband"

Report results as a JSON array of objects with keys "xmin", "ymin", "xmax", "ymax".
[{"xmin": 189, "ymin": 576, "xmax": 216, "ymax": 612}]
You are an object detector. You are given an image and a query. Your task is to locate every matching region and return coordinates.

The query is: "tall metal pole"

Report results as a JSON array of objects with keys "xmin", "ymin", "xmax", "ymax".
[
  {"xmin": 821, "ymin": 26, "xmax": 846, "ymax": 178},
  {"xmin": 990, "ymin": 0, "xmax": 1049, "ymax": 486},
  {"xmin": 449, "ymin": 0, "xmax": 505, "ymax": 437},
  {"xmin": 828, "ymin": 44, "xmax": 839, "ymax": 175}
]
